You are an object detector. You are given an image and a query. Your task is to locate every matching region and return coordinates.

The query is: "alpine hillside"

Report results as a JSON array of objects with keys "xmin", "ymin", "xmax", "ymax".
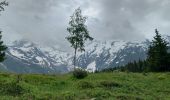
[{"xmin": 0, "ymin": 36, "xmax": 169, "ymax": 73}]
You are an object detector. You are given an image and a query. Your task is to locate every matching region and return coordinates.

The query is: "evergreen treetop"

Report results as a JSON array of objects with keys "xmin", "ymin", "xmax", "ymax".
[
  {"xmin": 0, "ymin": 31, "xmax": 7, "ymax": 62},
  {"xmin": 0, "ymin": 1, "xmax": 8, "ymax": 62},
  {"xmin": 147, "ymin": 29, "xmax": 169, "ymax": 72}
]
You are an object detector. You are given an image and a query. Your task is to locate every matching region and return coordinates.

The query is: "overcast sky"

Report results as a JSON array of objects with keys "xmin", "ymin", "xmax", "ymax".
[{"xmin": 0, "ymin": 0, "xmax": 170, "ymax": 51}]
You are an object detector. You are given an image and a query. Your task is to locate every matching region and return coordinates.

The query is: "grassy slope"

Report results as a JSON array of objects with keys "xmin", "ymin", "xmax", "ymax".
[{"xmin": 0, "ymin": 72, "xmax": 170, "ymax": 100}]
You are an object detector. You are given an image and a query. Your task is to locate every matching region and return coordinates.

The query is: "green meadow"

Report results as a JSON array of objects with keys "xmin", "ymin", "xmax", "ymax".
[{"xmin": 0, "ymin": 72, "xmax": 170, "ymax": 100}]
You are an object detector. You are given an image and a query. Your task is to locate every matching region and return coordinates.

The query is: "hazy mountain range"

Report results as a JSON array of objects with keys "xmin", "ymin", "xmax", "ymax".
[{"xmin": 0, "ymin": 36, "xmax": 169, "ymax": 73}]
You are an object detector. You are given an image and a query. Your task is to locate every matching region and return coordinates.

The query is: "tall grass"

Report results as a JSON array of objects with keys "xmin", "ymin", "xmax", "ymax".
[{"xmin": 0, "ymin": 72, "xmax": 169, "ymax": 99}]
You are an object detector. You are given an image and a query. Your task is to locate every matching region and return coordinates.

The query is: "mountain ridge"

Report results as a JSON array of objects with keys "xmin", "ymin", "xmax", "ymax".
[{"xmin": 1, "ymin": 36, "xmax": 169, "ymax": 73}]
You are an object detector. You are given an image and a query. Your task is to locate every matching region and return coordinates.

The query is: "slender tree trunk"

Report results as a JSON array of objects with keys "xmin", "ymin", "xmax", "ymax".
[{"xmin": 74, "ymin": 47, "xmax": 77, "ymax": 70}]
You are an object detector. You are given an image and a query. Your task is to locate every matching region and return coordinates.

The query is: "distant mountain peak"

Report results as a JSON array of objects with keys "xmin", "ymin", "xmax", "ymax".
[
  {"xmin": 2, "ymin": 36, "xmax": 169, "ymax": 73},
  {"xmin": 10, "ymin": 39, "xmax": 35, "ymax": 47}
]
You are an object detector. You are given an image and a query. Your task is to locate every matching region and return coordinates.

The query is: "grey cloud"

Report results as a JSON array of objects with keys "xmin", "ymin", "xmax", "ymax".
[
  {"xmin": 0, "ymin": 0, "xmax": 170, "ymax": 51},
  {"xmin": 90, "ymin": 0, "xmax": 170, "ymax": 40}
]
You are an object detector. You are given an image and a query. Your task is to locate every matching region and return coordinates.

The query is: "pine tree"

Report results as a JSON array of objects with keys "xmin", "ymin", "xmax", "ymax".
[
  {"xmin": 0, "ymin": 31, "xmax": 7, "ymax": 62},
  {"xmin": 0, "ymin": 1, "xmax": 8, "ymax": 62},
  {"xmin": 0, "ymin": 1, "xmax": 8, "ymax": 12},
  {"xmin": 166, "ymin": 45, "xmax": 170, "ymax": 71},
  {"xmin": 147, "ymin": 29, "xmax": 169, "ymax": 72},
  {"xmin": 66, "ymin": 8, "xmax": 93, "ymax": 69}
]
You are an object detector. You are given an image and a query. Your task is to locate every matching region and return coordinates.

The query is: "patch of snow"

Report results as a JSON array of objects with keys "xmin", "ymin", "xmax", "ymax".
[
  {"xmin": 23, "ymin": 42, "xmax": 32, "ymax": 47},
  {"xmin": 36, "ymin": 56, "xmax": 44, "ymax": 65},
  {"xmin": 86, "ymin": 61, "xmax": 96, "ymax": 72},
  {"xmin": 116, "ymin": 61, "xmax": 119, "ymax": 64},
  {"xmin": 19, "ymin": 47, "xmax": 33, "ymax": 52},
  {"xmin": 121, "ymin": 59, "xmax": 125, "ymax": 62},
  {"xmin": 9, "ymin": 49, "xmax": 24, "ymax": 58}
]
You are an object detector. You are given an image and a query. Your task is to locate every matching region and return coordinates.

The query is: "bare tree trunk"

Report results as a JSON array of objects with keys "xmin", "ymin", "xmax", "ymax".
[{"xmin": 74, "ymin": 48, "xmax": 77, "ymax": 70}]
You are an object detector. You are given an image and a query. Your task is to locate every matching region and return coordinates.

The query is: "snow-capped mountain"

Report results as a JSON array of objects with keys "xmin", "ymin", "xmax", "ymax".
[
  {"xmin": 1, "ymin": 37, "xmax": 169, "ymax": 73},
  {"xmin": 2, "ymin": 40, "xmax": 71, "ymax": 73},
  {"xmin": 76, "ymin": 40, "xmax": 149, "ymax": 71}
]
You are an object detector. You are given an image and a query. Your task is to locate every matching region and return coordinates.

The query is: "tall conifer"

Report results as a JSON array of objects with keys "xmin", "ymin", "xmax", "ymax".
[
  {"xmin": 147, "ymin": 29, "xmax": 169, "ymax": 71},
  {"xmin": 0, "ymin": 1, "xmax": 8, "ymax": 62}
]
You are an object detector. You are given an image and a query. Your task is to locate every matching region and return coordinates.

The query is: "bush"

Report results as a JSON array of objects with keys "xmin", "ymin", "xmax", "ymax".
[
  {"xmin": 0, "ymin": 81, "xmax": 25, "ymax": 96},
  {"xmin": 100, "ymin": 81, "xmax": 121, "ymax": 89},
  {"xmin": 116, "ymin": 95, "xmax": 143, "ymax": 100},
  {"xmin": 61, "ymin": 91, "xmax": 75, "ymax": 100},
  {"xmin": 158, "ymin": 74, "xmax": 166, "ymax": 80},
  {"xmin": 78, "ymin": 81, "xmax": 94, "ymax": 89},
  {"xmin": 73, "ymin": 69, "xmax": 88, "ymax": 79},
  {"xmin": 142, "ymin": 72, "xmax": 148, "ymax": 76}
]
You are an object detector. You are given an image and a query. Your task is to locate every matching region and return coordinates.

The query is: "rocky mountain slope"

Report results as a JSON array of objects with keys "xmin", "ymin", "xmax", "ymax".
[
  {"xmin": 0, "ymin": 36, "xmax": 169, "ymax": 73},
  {"xmin": 77, "ymin": 40, "xmax": 149, "ymax": 72}
]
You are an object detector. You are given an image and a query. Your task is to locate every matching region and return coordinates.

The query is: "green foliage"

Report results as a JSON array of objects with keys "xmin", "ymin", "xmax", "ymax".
[
  {"xmin": 101, "ymin": 60, "xmax": 148, "ymax": 73},
  {"xmin": 157, "ymin": 74, "xmax": 166, "ymax": 80},
  {"xmin": 120, "ymin": 60, "xmax": 148, "ymax": 72},
  {"xmin": 0, "ymin": 81, "xmax": 25, "ymax": 96},
  {"xmin": 72, "ymin": 68, "xmax": 88, "ymax": 79},
  {"xmin": 116, "ymin": 95, "xmax": 143, "ymax": 100},
  {"xmin": 66, "ymin": 8, "xmax": 93, "ymax": 52},
  {"xmin": 0, "ymin": 31, "xmax": 7, "ymax": 62},
  {"xmin": 147, "ymin": 29, "xmax": 170, "ymax": 72},
  {"xmin": 66, "ymin": 8, "xmax": 93, "ymax": 67},
  {"xmin": 78, "ymin": 81, "xmax": 94, "ymax": 89},
  {"xmin": 0, "ymin": 1, "xmax": 8, "ymax": 62},
  {"xmin": 0, "ymin": 1, "xmax": 8, "ymax": 12},
  {"xmin": 100, "ymin": 81, "xmax": 121, "ymax": 89}
]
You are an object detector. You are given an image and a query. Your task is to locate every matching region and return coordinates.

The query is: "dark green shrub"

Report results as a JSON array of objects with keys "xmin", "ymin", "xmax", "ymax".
[
  {"xmin": 158, "ymin": 74, "xmax": 166, "ymax": 80},
  {"xmin": 100, "ymin": 81, "xmax": 121, "ymax": 88},
  {"xmin": 1, "ymin": 81, "xmax": 25, "ymax": 96},
  {"xmin": 0, "ymin": 73, "xmax": 10, "ymax": 77},
  {"xmin": 93, "ymin": 91, "xmax": 111, "ymax": 99},
  {"xmin": 61, "ymin": 91, "xmax": 75, "ymax": 100},
  {"xmin": 73, "ymin": 69, "xmax": 88, "ymax": 79},
  {"xmin": 78, "ymin": 81, "xmax": 94, "ymax": 89},
  {"xmin": 142, "ymin": 72, "xmax": 148, "ymax": 76},
  {"xmin": 116, "ymin": 95, "xmax": 143, "ymax": 100}
]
